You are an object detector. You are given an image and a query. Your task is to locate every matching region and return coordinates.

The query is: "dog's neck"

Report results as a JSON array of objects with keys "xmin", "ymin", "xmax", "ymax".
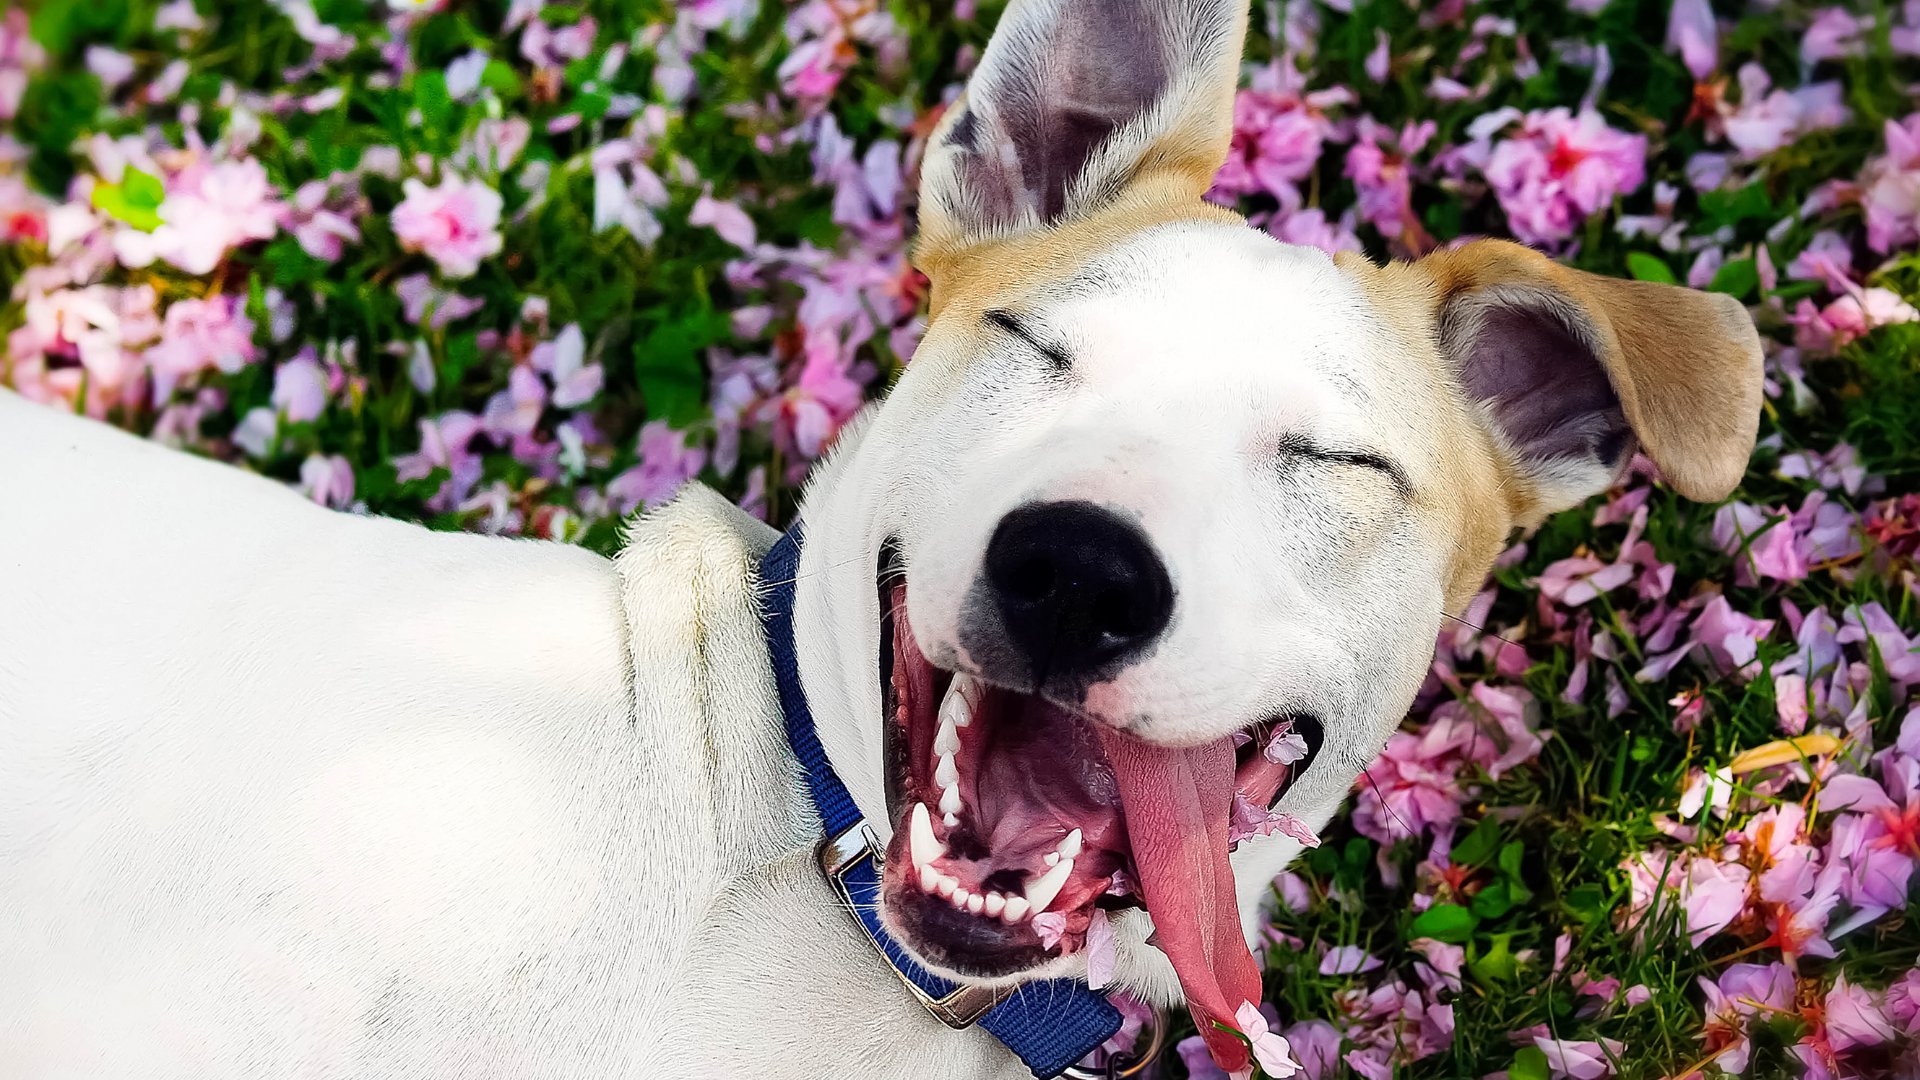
[{"xmin": 620, "ymin": 482, "xmax": 1029, "ymax": 1079}]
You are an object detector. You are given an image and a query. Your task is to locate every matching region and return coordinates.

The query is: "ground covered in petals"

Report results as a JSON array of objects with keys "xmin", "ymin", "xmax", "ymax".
[{"xmin": 5, "ymin": 1, "xmax": 1919, "ymax": 1077}]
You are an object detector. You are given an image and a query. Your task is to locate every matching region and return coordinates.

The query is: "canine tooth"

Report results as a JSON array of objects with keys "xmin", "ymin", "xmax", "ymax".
[
  {"xmin": 934, "ymin": 752, "xmax": 959, "ymax": 788},
  {"xmin": 940, "ymin": 785, "xmax": 963, "ymax": 816},
  {"xmin": 936, "ymin": 876, "xmax": 958, "ymax": 899},
  {"xmin": 934, "ymin": 718, "xmax": 961, "ymax": 756},
  {"xmin": 983, "ymin": 892, "xmax": 1006, "ymax": 918},
  {"xmin": 1025, "ymin": 858, "xmax": 1074, "ymax": 914},
  {"xmin": 941, "ymin": 677, "xmax": 975, "ymax": 728},
  {"xmin": 1043, "ymin": 852, "xmax": 1059, "ymax": 867},
  {"xmin": 910, "ymin": 803, "xmax": 944, "ymax": 871},
  {"xmin": 1058, "ymin": 828, "xmax": 1083, "ymax": 860},
  {"xmin": 919, "ymin": 864, "xmax": 941, "ymax": 893},
  {"xmin": 1002, "ymin": 896, "xmax": 1031, "ymax": 923},
  {"xmin": 967, "ymin": 894, "xmax": 986, "ymax": 915},
  {"xmin": 953, "ymin": 887, "xmax": 971, "ymax": 906}
]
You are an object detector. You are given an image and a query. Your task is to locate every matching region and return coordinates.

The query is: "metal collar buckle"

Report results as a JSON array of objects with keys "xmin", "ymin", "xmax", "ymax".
[{"xmin": 818, "ymin": 820, "xmax": 1003, "ymax": 1029}]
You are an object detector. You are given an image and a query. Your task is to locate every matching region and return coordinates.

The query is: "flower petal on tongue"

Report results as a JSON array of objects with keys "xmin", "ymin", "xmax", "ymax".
[{"xmin": 1098, "ymin": 729, "xmax": 1263, "ymax": 1074}]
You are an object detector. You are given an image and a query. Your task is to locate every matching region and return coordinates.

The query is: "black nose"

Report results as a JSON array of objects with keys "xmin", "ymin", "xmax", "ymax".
[{"xmin": 982, "ymin": 501, "xmax": 1173, "ymax": 684}]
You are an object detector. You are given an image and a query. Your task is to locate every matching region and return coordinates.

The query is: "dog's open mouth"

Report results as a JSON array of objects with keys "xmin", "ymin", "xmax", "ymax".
[{"xmin": 873, "ymin": 547, "xmax": 1322, "ymax": 992}]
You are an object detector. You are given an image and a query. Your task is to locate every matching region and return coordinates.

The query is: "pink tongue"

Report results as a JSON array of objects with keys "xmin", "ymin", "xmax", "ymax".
[{"xmin": 1098, "ymin": 730, "xmax": 1262, "ymax": 1074}]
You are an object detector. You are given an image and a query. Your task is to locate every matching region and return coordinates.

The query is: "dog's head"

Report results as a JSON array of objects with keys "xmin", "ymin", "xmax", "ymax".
[{"xmin": 789, "ymin": 0, "xmax": 1763, "ymax": 1043}]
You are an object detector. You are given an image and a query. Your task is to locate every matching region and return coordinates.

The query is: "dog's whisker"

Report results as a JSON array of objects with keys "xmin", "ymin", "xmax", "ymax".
[
  {"xmin": 1438, "ymin": 609, "xmax": 1525, "ymax": 652},
  {"xmin": 1361, "ymin": 765, "xmax": 1414, "ymax": 841}
]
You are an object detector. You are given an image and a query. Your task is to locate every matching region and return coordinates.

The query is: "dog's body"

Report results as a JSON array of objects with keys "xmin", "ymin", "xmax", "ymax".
[
  {"xmin": 0, "ymin": 390, "xmax": 1026, "ymax": 1079},
  {"xmin": 1, "ymin": 0, "xmax": 1767, "ymax": 1076}
]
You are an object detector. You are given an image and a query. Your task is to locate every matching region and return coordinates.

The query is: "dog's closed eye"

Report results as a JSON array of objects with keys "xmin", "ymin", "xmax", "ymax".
[
  {"xmin": 1275, "ymin": 432, "xmax": 1414, "ymax": 502},
  {"xmin": 984, "ymin": 309, "xmax": 1071, "ymax": 373}
]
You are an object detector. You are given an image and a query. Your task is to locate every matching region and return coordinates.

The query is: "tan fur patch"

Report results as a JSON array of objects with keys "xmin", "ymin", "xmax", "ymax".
[{"xmin": 916, "ymin": 180, "xmax": 1245, "ymax": 323}]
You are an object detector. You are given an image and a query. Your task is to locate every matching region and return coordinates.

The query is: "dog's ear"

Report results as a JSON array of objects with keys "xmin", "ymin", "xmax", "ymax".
[
  {"xmin": 1374, "ymin": 240, "xmax": 1764, "ymax": 517},
  {"xmin": 916, "ymin": 0, "xmax": 1248, "ymax": 262}
]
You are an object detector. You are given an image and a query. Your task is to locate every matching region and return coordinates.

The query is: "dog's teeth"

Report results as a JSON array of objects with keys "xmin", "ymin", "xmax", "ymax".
[
  {"xmin": 940, "ymin": 676, "xmax": 975, "ymax": 729},
  {"xmin": 966, "ymin": 893, "xmax": 985, "ymax": 915},
  {"xmin": 936, "ymin": 876, "xmax": 958, "ymax": 899},
  {"xmin": 1043, "ymin": 852, "xmax": 1059, "ymax": 867},
  {"xmin": 952, "ymin": 887, "xmax": 971, "ymax": 909},
  {"xmin": 1025, "ymin": 858, "xmax": 1073, "ymax": 914},
  {"xmin": 1002, "ymin": 896, "xmax": 1031, "ymax": 923},
  {"xmin": 943, "ymin": 812, "xmax": 959, "ymax": 828},
  {"xmin": 939, "ymin": 785, "xmax": 963, "ymax": 816},
  {"xmin": 934, "ymin": 718, "xmax": 960, "ymax": 756},
  {"xmin": 934, "ymin": 752, "xmax": 959, "ymax": 789},
  {"xmin": 909, "ymin": 803, "xmax": 944, "ymax": 871},
  {"xmin": 983, "ymin": 892, "xmax": 1006, "ymax": 918},
  {"xmin": 919, "ymin": 863, "xmax": 941, "ymax": 894},
  {"xmin": 1058, "ymin": 828, "xmax": 1083, "ymax": 860}
]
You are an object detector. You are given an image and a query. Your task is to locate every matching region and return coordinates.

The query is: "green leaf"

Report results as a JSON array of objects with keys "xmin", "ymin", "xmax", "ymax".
[
  {"xmin": 89, "ymin": 167, "xmax": 166, "ymax": 232},
  {"xmin": 1625, "ymin": 251, "xmax": 1679, "ymax": 285},
  {"xmin": 1469, "ymin": 933, "xmax": 1521, "ymax": 984},
  {"xmin": 1471, "ymin": 880, "xmax": 1514, "ymax": 918},
  {"xmin": 1409, "ymin": 903, "xmax": 1478, "ymax": 944},
  {"xmin": 481, "ymin": 59, "xmax": 523, "ymax": 100},
  {"xmin": 1697, "ymin": 183, "xmax": 1774, "ymax": 228},
  {"xmin": 1451, "ymin": 817, "xmax": 1502, "ymax": 867},
  {"xmin": 1510, "ymin": 1046, "xmax": 1552, "ymax": 1080},
  {"xmin": 415, "ymin": 72, "xmax": 454, "ymax": 133},
  {"xmin": 1565, "ymin": 883, "xmax": 1609, "ymax": 925},
  {"xmin": 633, "ymin": 307, "xmax": 728, "ymax": 427},
  {"xmin": 1707, "ymin": 257, "xmax": 1759, "ymax": 300}
]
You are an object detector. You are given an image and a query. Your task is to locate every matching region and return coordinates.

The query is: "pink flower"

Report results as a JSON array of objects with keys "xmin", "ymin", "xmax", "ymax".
[
  {"xmin": 530, "ymin": 323, "xmax": 603, "ymax": 409},
  {"xmin": 1666, "ymin": 0, "xmax": 1718, "ymax": 80},
  {"xmin": 9, "ymin": 284, "xmax": 161, "ymax": 416},
  {"xmin": 1802, "ymin": 8, "xmax": 1872, "ymax": 64},
  {"xmin": 1787, "ymin": 231, "xmax": 1857, "ymax": 294},
  {"xmin": 605, "ymin": 421, "xmax": 708, "ymax": 515},
  {"xmin": 1790, "ymin": 288, "xmax": 1920, "ymax": 354},
  {"xmin": 146, "ymin": 159, "xmax": 285, "ymax": 276},
  {"xmin": 1691, "ymin": 595, "xmax": 1775, "ymax": 678},
  {"xmin": 395, "ymin": 273, "xmax": 486, "ymax": 329},
  {"xmin": 1682, "ymin": 857, "xmax": 1750, "ymax": 945},
  {"xmin": 1234, "ymin": 1000, "xmax": 1301, "ymax": 1079},
  {"xmin": 1699, "ymin": 962, "xmax": 1796, "ymax": 1072},
  {"xmin": 1478, "ymin": 107, "xmax": 1647, "ymax": 246},
  {"xmin": 1536, "ymin": 553, "xmax": 1634, "ymax": 606},
  {"xmin": 1345, "ymin": 119, "xmax": 1436, "ymax": 248},
  {"xmin": 1865, "ymin": 115, "xmax": 1920, "ymax": 254},
  {"xmin": 289, "ymin": 176, "xmax": 364, "ymax": 262},
  {"xmin": 1533, "ymin": 1035, "xmax": 1623, "ymax": 1079},
  {"xmin": 1725, "ymin": 67, "xmax": 1851, "ymax": 160},
  {"xmin": 1888, "ymin": 970, "xmax": 1920, "ymax": 1035},
  {"xmin": 1825, "ymin": 974, "xmax": 1896, "ymax": 1051},
  {"xmin": 1229, "ymin": 793, "xmax": 1322, "ymax": 848},
  {"xmin": 297, "ymin": 453, "xmax": 355, "ymax": 509},
  {"xmin": 393, "ymin": 411, "xmax": 484, "ymax": 512},
  {"xmin": 391, "ymin": 175, "xmax": 504, "ymax": 279},
  {"xmin": 1082, "ymin": 908, "xmax": 1116, "ymax": 990},
  {"xmin": 690, "ymin": 193, "xmax": 757, "ymax": 249},
  {"xmin": 1211, "ymin": 67, "xmax": 1347, "ymax": 205},
  {"xmin": 143, "ymin": 296, "xmax": 257, "ymax": 400},
  {"xmin": 1318, "ymin": 947, "xmax": 1383, "ymax": 976},
  {"xmin": 272, "ymin": 351, "xmax": 328, "ymax": 423}
]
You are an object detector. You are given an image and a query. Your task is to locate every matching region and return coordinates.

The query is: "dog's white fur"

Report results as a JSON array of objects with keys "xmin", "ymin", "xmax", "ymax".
[{"xmin": 1, "ymin": 0, "xmax": 1764, "ymax": 1075}]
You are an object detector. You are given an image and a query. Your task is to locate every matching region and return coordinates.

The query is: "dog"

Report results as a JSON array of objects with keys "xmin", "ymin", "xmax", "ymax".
[{"xmin": 0, "ymin": 0, "xmax": 1763, "ymax": 1076}]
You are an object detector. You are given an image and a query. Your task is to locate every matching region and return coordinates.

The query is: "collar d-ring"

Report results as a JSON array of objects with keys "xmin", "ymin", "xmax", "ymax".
[{"xmin": 1059, "ymin": 1003, "xmax": 1167, "ymax": 1079}]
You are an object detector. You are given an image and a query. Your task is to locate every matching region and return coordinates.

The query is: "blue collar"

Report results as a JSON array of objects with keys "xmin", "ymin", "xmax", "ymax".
[{"xmin": 758, "ymin": 525, "xmax": 1122, "ymax": 1079}]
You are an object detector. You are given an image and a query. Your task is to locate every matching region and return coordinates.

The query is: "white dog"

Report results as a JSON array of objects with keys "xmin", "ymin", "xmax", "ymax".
[{"xmin": 0, "ymin": 0, "xmax": 1763, "ymax": 1077}]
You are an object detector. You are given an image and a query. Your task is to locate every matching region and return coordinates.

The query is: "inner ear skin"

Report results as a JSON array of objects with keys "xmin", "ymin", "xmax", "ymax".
[
  {"xmin": 994, "ymin": 3, "xmax": 1171, "ymax": 223},
  {"xmin": 1453, "ymin": 303, "xmax": 1631, "ymax": 469}
]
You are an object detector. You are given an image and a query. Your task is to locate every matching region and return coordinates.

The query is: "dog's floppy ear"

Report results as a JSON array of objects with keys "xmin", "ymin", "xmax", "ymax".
[
  {"xmin": 1399, "ymin": 240, "xmax": 1764, "ymax": 517},
  {"xmin": 917, "ymin": 0, "xmax": 1248, "ymax": 262}
]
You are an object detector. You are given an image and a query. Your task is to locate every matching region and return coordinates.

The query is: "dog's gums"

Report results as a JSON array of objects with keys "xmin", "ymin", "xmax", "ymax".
[{"xmin": 874, "ymin": 562, "xmax": 1320, "ymax": 982}]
